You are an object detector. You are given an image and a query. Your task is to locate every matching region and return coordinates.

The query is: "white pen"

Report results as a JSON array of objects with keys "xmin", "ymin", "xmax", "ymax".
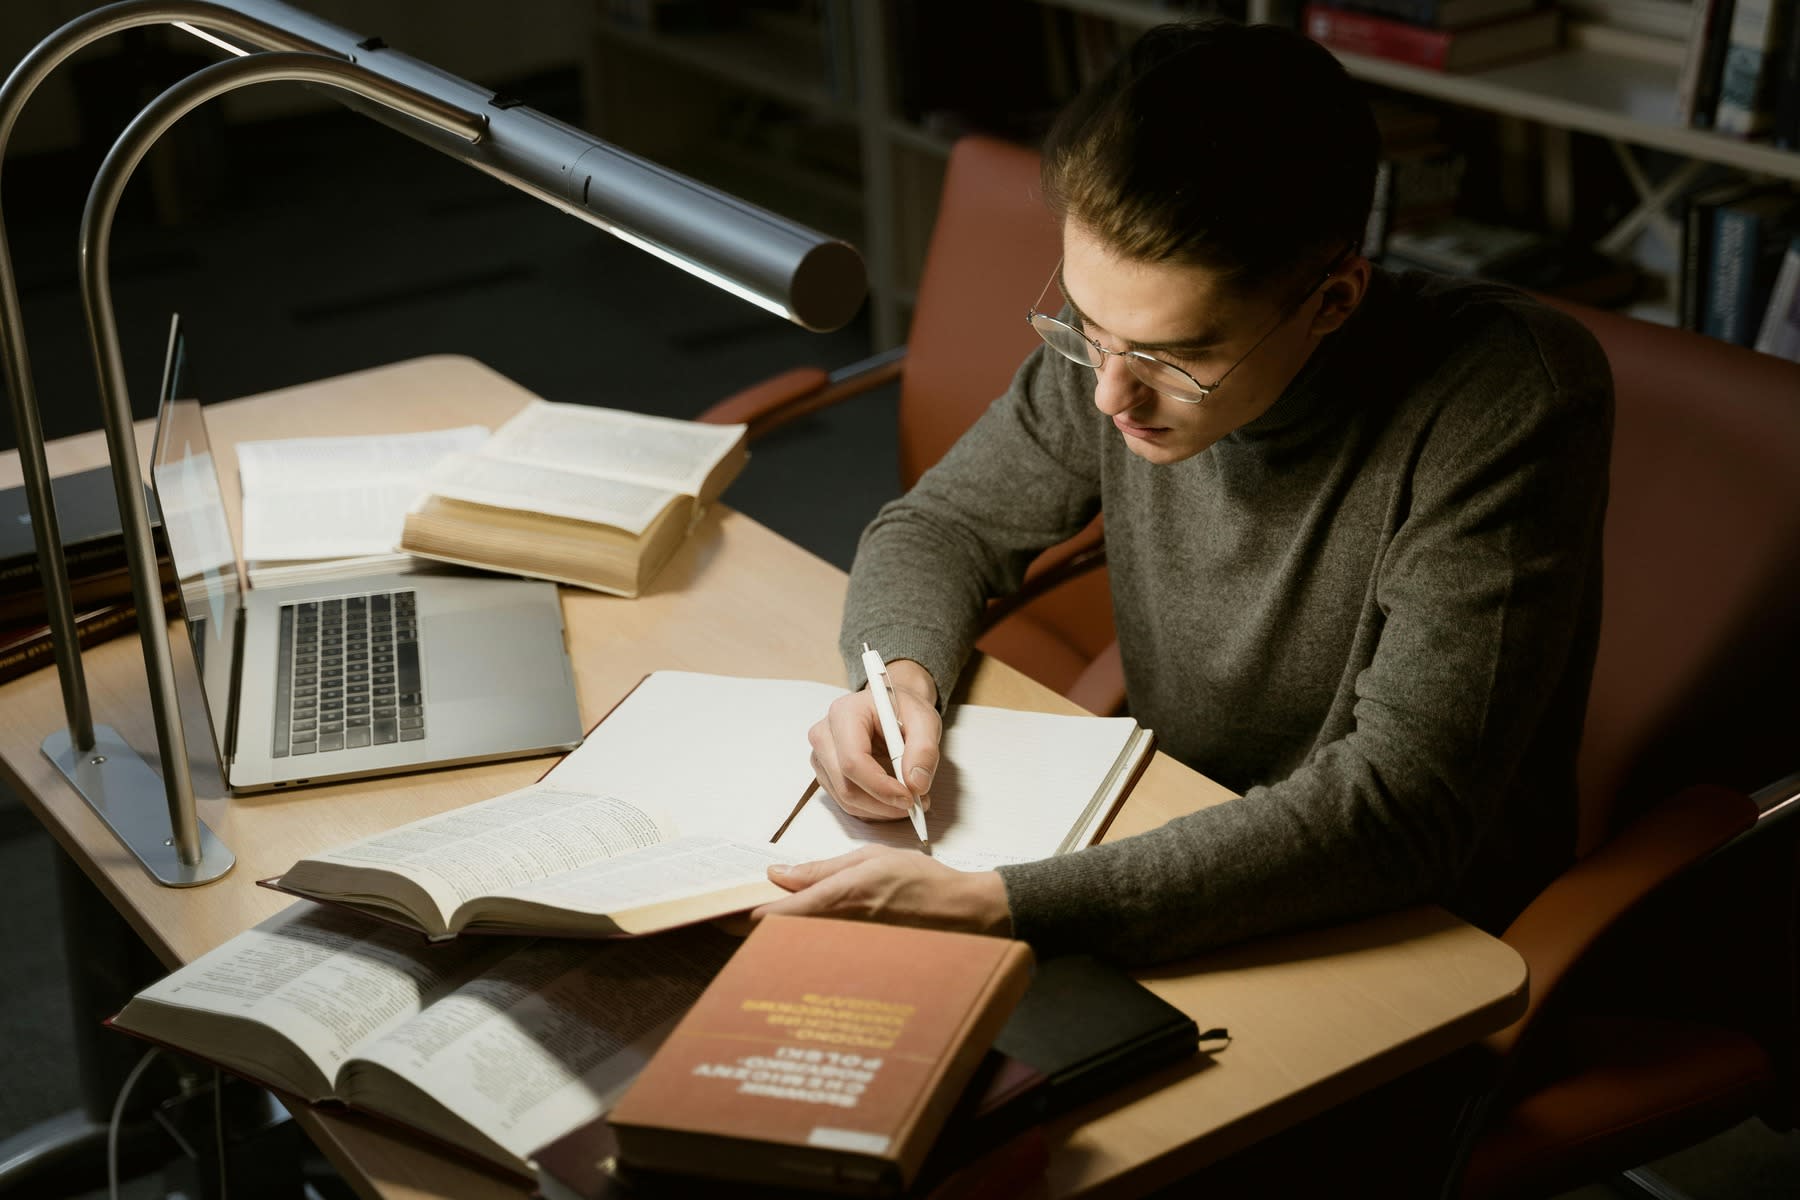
[{"xmin": 861, "ymin": 642, "xmax": 930, "ymax": 854}]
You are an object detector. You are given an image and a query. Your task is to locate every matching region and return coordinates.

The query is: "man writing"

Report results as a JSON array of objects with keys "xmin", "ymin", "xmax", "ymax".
[{"xmin": 754, "ymin": 19, "xmax": 1611, "ymax": 967}]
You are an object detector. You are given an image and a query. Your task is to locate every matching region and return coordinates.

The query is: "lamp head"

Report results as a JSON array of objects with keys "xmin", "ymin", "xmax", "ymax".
[{"xmin": 180, "ymin": 2, "xmax": 867, "ymax": 332}]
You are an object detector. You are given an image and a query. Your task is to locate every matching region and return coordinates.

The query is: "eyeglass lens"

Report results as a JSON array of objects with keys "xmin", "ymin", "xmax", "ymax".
[{"xmin": 1028, "ymin": 314, "xmax": 1208, "ymax": 402}]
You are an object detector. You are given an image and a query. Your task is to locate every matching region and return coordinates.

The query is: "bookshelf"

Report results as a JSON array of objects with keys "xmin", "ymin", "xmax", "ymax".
[{"xmin": 583, "ymin": 2, "xmax": 1800, "ymax": 347}]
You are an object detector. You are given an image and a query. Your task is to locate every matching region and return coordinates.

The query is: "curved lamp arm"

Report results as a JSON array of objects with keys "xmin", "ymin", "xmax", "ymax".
[
  {"xmin": 0, "ymin": 1, "xmax": 340, "ymax": 751},
  {"xmin": 50, "ymin": 49, "xmax": 487, "ymax": 884}
]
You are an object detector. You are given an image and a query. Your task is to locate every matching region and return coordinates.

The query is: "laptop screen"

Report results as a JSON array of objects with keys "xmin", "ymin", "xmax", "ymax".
[{"xmin": 150, "ymin": 317, "xmax": 242, "ymax": 764}]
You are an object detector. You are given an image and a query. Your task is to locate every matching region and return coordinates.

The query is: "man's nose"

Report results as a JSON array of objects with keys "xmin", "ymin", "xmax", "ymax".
[{"xmin": 1092, "ymin": 354, "xmax": 1152, "ymax": 416}]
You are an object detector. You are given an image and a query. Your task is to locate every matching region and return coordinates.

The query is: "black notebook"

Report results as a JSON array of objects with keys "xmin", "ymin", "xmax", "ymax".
[{"xmin": 963, "ymin": 954, "xmax": 1202, "ymax": 1142}]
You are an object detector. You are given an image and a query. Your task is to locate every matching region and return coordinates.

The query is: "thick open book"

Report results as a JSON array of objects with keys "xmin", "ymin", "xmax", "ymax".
[
  {"xmin": 235, "ymin": 426, "xmax": 488, "ymax": 588},
  {"xmin": 398, "ymin": 401, "xmax": 749, "ymax": 597},
  {"xmin": 266, "ymin": 671, "xmax": 1155, "ymax": 941},
  {"xmin": 108, "ymin": 903, "xmax": 737, "ymax": 1180}
]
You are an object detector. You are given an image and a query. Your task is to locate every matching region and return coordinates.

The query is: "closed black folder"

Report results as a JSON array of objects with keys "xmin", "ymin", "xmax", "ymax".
[{"xmin": 966, "ymin": 953, "xmax": 1202, "ymax": 1141}]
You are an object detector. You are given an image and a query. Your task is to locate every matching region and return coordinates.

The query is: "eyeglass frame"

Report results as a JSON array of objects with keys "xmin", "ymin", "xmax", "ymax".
[{"xmin": 1026, "ymin": 244, "xmax": 1357, "ymax": 404}]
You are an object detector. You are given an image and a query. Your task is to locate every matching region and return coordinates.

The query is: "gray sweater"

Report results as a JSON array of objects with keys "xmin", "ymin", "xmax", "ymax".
[{"xmin": 840, "ymin": 269, "xmax": 1612, "ymax": 965}]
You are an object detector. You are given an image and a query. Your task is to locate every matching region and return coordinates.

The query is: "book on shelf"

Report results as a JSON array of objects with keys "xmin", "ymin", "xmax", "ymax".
[
  {"xmin": 399, "ymin": 401, "xmax": 749, "ymax": 598},
  {"xmin": 1315, "ymin": 0, "xmax": 1538, "ymax": 31},
  {"xmin": 234, "ymin": 425, "xmax": 488, "ymax": 589},
  {"xmin": 1752, "ymin": 235, "xmax": 1800, "ymax": 361},
  {"xmin": 0, "ymin": 583, "xmax": 180, "ymax": 687},
  {"xmin": 1678, "ymin": 0, "xmax": 1738, "ymax": 129},
  {"xmin": 1714, "ymin": 0, "xmax": 1794, "ymax": 137},
  {"xmin": 1703, "ymin": 188, "xmax": 1800, "ymax": 345},
  {"xmin": 107, "ymin": 903, "xmax": 738, "ymax": 1182},
  {"xmin": 1772, "ymin": 6, "xmax": 1800, "ymax": 147},
  {"xmin": 603, "ymin": 915, "xmax": 1035, "ymax": 1197},
  {"xmin": 1385, "ymin": 216, "xmax": 1639, "ymax": 306},
  {"xmin": 262, "ymin": 670, "xmax": 1155, "ymax": 942},
  {"xmin": 1303, "ymin": 3, "xmax": 1560, "ymax": 72}
]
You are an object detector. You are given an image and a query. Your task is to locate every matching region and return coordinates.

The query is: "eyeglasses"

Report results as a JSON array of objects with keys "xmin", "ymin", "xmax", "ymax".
[{"xmin": 1026, "ymin": 246, "xmax": 1354, "ymax": 404}]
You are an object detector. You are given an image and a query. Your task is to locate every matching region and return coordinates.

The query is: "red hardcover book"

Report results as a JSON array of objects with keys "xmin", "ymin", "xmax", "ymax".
[
  {"xmin": 604, "ymin": 916, "xmax": 1035, "ymax": 1196},
  {"xmin": 1303, "ymin": 4, "xmax": 1560, "ymax": 72}
]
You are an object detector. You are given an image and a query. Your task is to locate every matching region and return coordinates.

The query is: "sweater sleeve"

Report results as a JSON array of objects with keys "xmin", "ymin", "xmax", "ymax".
[
  {"xmin": 997, "ymin": 321, "xmax": 1613, "ymax": 964},
  {"xmin": 839, "ymin": 348, "xmax": 1103, "ymax": 695}
]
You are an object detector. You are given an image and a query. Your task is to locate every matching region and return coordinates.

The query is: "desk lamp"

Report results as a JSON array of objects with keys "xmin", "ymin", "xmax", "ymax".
[{"xmin": 2, "ymin": 1, "xmax": 867, "ymax": 886}]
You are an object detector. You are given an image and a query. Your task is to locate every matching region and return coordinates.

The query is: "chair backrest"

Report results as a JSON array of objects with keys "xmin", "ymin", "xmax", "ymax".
[
  {"xmin": 1544, "ymin": 298, "xmax": 1800, "ymax": 855},
  {"xmin": 901, "ymin": 136, "xmax": 1117, "ymax": 679},
  {"xmin": 901, "ymin": 135, "xmax": 1064, "ymax": 487}
]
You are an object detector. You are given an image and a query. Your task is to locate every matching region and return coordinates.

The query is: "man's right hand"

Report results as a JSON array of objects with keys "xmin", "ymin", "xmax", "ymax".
[{"xmin": 808, "ymin": 658, "xmax": 941, "ymax": 822}]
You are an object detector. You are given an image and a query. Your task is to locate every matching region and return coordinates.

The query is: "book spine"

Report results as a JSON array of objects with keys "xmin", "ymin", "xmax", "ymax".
[
  {"xmin": 1304, "ymin": 5, "xmax": 1452, "ymax": 70},
  {"xmin": 1704, "ymin": 203, "xmax": 1756, "ymax": 344},
  {"xmin": 1773, "ymin": 8, "xmax": 1800, "ymax": 147},
  {"xmin": 1714, "ymin": 0, "xmax": 1788, "ymax": 136},
  {"xmin": 1693, "ymin": 0, "xmax": 1740, "ymax": 129},
  {"xmin": 0, "ymin": 536, "xmax": 131, "ymax": 594},
  {"xmin": 1318, "ymin": 0, "xmax": 1438, "ymax": 26},
  {"xmin": 1681, "ymin": 194, "xmax": 1713, "ymax": 331},
  {"xmin": 1675, "ymin": 0, "xmax": 1723, "ymax": 125},
  {"xmin": 1753, "ymin": 236, "xmax": 1800, "ymax": 360},
  {"xmin": 0, "ymin": 597, "xmax": 155, "ymax": 686}
]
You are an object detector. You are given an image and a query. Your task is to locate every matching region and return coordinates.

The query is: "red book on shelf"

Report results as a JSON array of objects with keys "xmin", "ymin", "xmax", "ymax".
[{"xmin": 1303, "ymin": 3, "xmax": 1560, "ymax": 72}]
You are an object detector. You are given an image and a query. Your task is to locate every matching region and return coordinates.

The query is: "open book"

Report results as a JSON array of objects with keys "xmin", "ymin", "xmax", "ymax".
[
  {"xmin": 267, "ymin": 671, "xmax": 1155, "ymax": 941},
  {"xmin": 398, "ymin": 401, "xmax": 748, "ymax": 597},
  {"xmin": 235, "ymin": 426, "xmax": 488, "ymax": 588},
  {"xmin": 108, "ymin": 903, "xmax": 737, "ymax": 1180}
]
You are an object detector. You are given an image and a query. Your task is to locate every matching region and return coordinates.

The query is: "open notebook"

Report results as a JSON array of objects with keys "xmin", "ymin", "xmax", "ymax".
[{"xmin": 264, "ymin": 671, "xmax": 1155, "ymax": 940}]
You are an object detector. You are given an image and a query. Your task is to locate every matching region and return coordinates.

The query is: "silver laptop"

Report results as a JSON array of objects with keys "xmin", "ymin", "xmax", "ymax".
[{"xmin": 149, "ymin": 316, "xmax": 585, "ymax": 792}]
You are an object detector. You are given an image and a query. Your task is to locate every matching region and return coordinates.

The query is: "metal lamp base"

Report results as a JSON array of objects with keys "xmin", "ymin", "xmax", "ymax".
[{"xmin": 43, "ymin": 724, "xmax": 234, "ymax": 886}]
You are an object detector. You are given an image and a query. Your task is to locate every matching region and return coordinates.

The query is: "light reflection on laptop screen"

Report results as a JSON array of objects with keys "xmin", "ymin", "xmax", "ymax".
[{"xmin": 150, "ymin": 324, "xmax": 240, "ymax": 763}]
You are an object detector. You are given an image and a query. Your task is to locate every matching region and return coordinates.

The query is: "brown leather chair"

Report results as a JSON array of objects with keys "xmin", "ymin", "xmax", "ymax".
[
  {"xmin": 699, "ymin": 135, "xmax": 1121, "ymax": 714},
  {"xmin": 1451, "ymin": 302, "xmax": 1800, "ymax": 1199}
]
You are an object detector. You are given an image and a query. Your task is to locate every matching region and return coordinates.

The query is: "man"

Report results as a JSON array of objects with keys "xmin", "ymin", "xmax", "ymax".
[{"xmin": 754, "ymin": 19, "xmax": 1611, "ymax": 967}]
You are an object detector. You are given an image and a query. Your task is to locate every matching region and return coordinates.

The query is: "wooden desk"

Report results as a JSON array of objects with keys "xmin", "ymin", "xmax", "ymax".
[{"xmin": 0, "ymin": 357, "xmax": 1526, "ymax": 1199}]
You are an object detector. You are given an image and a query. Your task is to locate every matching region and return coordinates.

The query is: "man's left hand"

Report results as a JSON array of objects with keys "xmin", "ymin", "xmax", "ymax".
[{"xmin": 751, "ymin": 845, "xmax": 1013, "ymax": 937}]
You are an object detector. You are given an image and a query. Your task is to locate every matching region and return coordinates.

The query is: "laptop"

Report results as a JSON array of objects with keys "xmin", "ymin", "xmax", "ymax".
[{"xmin": 149, "ymin": 315, "xmax": 586, "ymax": 792}]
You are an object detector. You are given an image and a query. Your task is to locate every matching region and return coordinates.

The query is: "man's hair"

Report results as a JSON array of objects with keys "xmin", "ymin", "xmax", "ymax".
[{"xmin": 1041, "ymin": 19, "xmax": 1379, "ymax": 300}]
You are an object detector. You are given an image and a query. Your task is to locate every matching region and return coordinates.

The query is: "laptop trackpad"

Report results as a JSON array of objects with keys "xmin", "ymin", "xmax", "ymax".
[{"xmin": 425, "ymin": 608, "xmax": 566, "ymax": 702}]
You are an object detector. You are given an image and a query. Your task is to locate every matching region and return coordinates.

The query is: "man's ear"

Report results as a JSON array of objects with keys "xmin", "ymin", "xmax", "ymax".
[{"xmin": 1309, "ymin": 255, "xmax": 1371, "ymax": 337}]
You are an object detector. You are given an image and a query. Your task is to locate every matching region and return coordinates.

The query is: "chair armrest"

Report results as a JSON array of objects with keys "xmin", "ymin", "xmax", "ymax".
[
  {"xmin": 1063, "ymin": 639, "xmax": 1126, "ymax": 717},
  {"xmin": 697, "ymin": 347, "xmax": 907, "ymax": 442},
  {"xmin": 978, "ymin": 524, "xmax": 1107, "ymax": 633},
  {"xmin": 1487, "ymin": 783, "xmax": 1759, "ymax": 1060}
]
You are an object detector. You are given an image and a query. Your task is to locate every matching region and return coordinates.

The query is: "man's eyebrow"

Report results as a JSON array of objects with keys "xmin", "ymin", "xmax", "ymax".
[{"xmin": 1055, "ymin": 264, "xmax": 1225, "ymax": 355}]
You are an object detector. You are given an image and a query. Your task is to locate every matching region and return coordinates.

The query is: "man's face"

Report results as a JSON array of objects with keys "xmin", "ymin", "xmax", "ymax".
[{"xmin": 1056, "ymin": 219, "xmax": 1359, "ymax": 465}]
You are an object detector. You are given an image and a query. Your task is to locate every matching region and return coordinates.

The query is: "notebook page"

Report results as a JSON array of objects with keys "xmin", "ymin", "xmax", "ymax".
[
  {"xmin": 237, "ymin": 426, "xmax": 487, "ymax": 561},
  {"xmin": 776, "ymin": 705, "xmax": 1143, "ymax": 871},
  {"xmin": 543, "ymin": 671, "xmax": 846, "ymax": 843},
  {"xmin": 421, "ymin": 453, "xmax": 677, "ymax": 534},
  {"xmin": 481, "ymin": 400, "xmax": 745, "ymax": 495}
]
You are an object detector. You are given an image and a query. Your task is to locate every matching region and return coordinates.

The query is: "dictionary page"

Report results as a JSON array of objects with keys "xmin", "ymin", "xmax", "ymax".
[
  {"xmin": 343, "ymin": 926, "xmax": 734, "ymax": 1175},
  {"xmin": 481, "ymin": 400, "xmax": 746, "ymax": 496},
  {"xmin": 277, "ymin": 786, "xmax": 679, "ymax": 938},
  {"xmin": 778, "ymin": 704, "xmax": 1150, "ymax": 871},
  {"xmin": 237, "ymin": 426, "xmax": 487, "ymax": 563},
  {"xmin": 419, "ymin": 453, "xmax": 679, "ymax": 535},
  {"xmin": 110, "ymin": 905, "xmax": 499, "ymax": 1100}
]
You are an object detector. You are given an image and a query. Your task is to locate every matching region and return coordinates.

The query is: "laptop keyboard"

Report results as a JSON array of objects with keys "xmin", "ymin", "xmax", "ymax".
[{"xmin": 272, "ymin": 590, "xmax": 424, "ymax": 758}]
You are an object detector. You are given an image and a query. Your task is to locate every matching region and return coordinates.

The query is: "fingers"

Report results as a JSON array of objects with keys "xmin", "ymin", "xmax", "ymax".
[
  {"xmin": 891, "ymin": 686, "xmax": 941, "ymax": 806},
  {"xmin": 754, "ymin": 848, "xmax": 887, "ymax": 920},
  {"xmin": 810, "ymin": 691, "xmax": 912, "ymax": 819}
]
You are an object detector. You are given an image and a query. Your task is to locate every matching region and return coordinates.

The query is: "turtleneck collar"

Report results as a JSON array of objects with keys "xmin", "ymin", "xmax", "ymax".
[{"xmin": 1225, "ymin": 266, "xmax": 1397, "ymax": 446}]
